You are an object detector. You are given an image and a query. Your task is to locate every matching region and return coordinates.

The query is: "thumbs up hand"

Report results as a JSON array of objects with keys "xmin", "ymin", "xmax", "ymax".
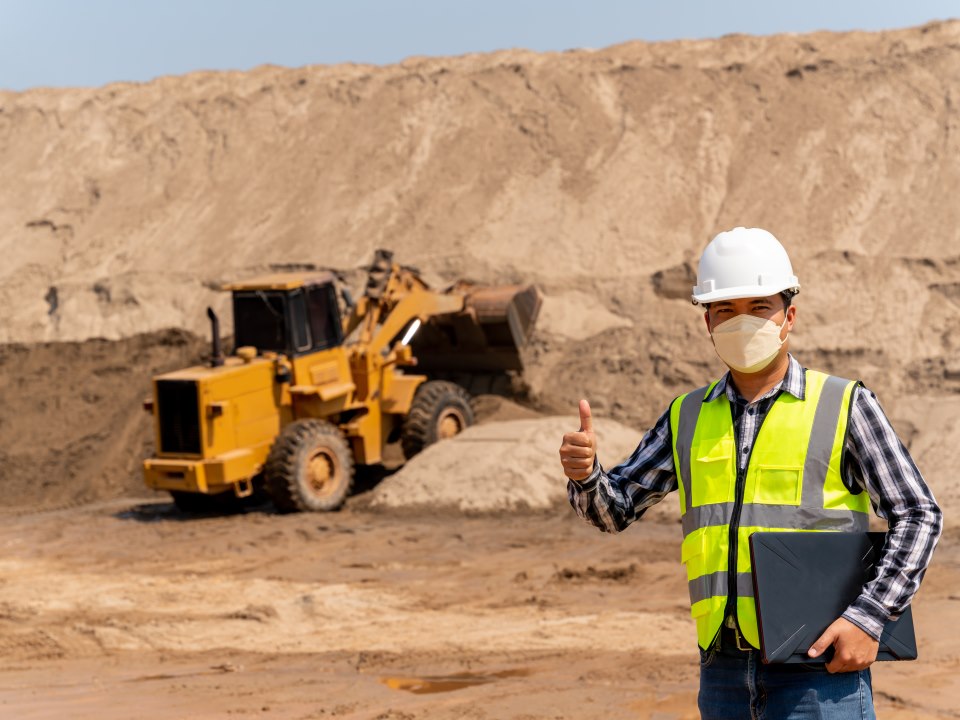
[{"xmin": 560, "ymin": 399, "xmax": 598, "ymax": 482}]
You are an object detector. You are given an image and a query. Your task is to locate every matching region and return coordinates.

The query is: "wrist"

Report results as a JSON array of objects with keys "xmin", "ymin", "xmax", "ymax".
[
  {"xmin": 569, "ymin": 459, "xmax": 601, "ymax": 489},
  {"xmin": 842, "ymin": 596, "xmax": 887, "ymax": 642}
]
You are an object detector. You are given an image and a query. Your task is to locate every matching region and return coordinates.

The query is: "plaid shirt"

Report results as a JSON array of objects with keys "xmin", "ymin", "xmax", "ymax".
[{"xmin": 568, "ymin": 354, "xmax": 943, "ymax": 641}]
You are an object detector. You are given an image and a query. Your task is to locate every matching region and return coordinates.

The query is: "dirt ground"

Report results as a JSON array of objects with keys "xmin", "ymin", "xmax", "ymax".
[{"xmin": 0, "ymin": 496, "xmax": 956, "ymax": 720}]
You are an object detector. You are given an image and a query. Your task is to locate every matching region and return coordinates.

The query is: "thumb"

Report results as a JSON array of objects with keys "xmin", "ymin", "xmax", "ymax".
[
  {"xmin": 578, "ymin": 399, "xmax": 594, "ymax": 433},
  {"xmin": 808, "ymin": 624, "xmax": 839, "ymax": 658}
]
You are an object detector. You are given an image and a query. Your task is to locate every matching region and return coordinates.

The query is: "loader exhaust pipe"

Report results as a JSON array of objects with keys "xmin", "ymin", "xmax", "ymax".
[
  {"xmin": 365, "ymin": 248, "xmax": 395, "ymax": 300},
  {"xmin": 207, "ymin": 307, "xmax": 224, "ymax": 367}
]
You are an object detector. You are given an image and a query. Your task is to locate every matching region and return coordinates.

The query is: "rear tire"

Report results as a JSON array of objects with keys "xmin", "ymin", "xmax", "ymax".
[
  {"xmin": 265, "ymin": 419, "xmax": 355, "ymax": 512},
  {"xmin": 401, "ymin": 380, "xmax": 474, "ymax": 460}
]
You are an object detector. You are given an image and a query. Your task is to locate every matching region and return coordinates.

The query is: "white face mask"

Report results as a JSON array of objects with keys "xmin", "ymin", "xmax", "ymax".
[{"xmin": 710, "ymin": 313, "xmax": 788, "ymax": 373}]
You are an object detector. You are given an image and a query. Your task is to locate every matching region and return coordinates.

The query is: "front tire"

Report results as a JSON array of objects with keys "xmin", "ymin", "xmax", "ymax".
[
  {"xmin": 401, "ymin": 380, "xmax": 474, "ymax": 460},
  {"xmin": 264, "ymin": 420, "xmax": 355, "ymax": 512}
]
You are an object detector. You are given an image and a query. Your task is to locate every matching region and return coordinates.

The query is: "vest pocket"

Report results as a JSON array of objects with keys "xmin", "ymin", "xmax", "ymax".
[
  {"xmin": 681, "ymin": 533, "xmax": 704, "ymax": 563},
  {"xmin": 754, "ymin": 465, "xmax": 803, "ymax": 505},
  {"xmin": 681, "ymin": 532, "xmax": 707, "ymax": 580},
  {"xmin": 692, "ymin": 437, "xmax": 736, "ymax": 505},
  {"xmin": 695, "ymin": 437, "xmax": 734, "ymax": 463}
]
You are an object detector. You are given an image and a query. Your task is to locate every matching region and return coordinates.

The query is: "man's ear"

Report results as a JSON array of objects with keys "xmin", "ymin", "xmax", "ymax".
[
  {"xmin": 703, "ymin": 309, "xmax": 712, "ymax": 334},
  {"xmin": 785, "ymin": 305, "xmax": 797, "ymax": 331}
]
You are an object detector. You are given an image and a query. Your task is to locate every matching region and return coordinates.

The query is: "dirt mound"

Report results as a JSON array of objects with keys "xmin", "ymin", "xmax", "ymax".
[
  {"xmin": 368, "ymin": 416, "xmax": 642, "ymax": 512},
  {"xmin": 536, "ymin": 291, "xmax": 633, "ymax": 341},
  {"xmin": 0, "ymin": 331, "xmax": 205, "ymax": 509},
  {"xmin": 2, "ymin": 21, "xmax": 958, "ymax": 347},
  {"xmin": 1, "ymin": 22, "xmax": 959, "ymax": 512}
]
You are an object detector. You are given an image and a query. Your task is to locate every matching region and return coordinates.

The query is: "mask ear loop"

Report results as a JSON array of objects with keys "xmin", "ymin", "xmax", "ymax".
[{"xmin": 776, "ymin": 312, "xmax": 791, "ymax": 346}]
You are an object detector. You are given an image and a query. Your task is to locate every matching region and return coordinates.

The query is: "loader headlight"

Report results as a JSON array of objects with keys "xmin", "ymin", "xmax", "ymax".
[{"xmin": 401, "ymin": 319, "xmax": 421, "ymax": 346}]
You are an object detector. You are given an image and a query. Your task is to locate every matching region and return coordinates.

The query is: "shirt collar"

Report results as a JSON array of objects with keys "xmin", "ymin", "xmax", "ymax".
[{"xmin": 704, "ymin": 353, "xmax": 806, "ymax": 403}]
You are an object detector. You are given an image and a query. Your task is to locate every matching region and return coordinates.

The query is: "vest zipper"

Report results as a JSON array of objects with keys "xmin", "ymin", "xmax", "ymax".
[{"xmin": 724, "ymin": 456, "xmax": 748, "ymax": 636}]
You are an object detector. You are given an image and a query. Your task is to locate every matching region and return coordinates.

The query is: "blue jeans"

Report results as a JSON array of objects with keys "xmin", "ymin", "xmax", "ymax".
[{"xmin": 698, "ymin": 646, "xmax": 875, "ymax": 720}]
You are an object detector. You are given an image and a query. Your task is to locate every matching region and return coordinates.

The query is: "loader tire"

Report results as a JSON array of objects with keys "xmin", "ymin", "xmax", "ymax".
[
  {"xmin": 265, "ymin": 420, "xmax": 355, "ymax": 513},
  {"xmin": 401, "ymin": 381, "xmax": 474, "ymax": 460}
]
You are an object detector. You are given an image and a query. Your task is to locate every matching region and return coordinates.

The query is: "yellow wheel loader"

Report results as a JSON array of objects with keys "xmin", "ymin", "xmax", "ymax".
[{"xmin": 142, "ymin": 249, "xmax": 541, "ymax": 512}]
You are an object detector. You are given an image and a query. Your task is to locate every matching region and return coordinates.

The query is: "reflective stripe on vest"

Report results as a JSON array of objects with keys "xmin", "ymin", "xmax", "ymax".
[{"xmin": 669, "ymin": 369, "xmax": 871, "ymax": 650}]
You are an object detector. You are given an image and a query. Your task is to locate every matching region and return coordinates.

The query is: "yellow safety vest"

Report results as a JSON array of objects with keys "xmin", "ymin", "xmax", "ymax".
[{"xmin": 669, "ymin": 369, "xmax": 871, "ymax": 650}]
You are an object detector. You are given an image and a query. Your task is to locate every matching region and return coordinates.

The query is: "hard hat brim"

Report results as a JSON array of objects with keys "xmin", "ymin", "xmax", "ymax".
[{"xmin": 691, "ymin": 282, "xmax": 800, "ymax": 305}]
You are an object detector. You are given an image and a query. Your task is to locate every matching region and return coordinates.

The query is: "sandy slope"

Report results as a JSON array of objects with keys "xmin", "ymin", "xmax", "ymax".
[{"xmin": 2, "ymin": 21, "xmax": 959, "ymax": 516}]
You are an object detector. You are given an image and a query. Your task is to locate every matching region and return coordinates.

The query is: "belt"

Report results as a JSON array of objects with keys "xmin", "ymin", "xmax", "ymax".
[
  {"xmin": 717, "ymin": 622, "xmax": 753, "ymax": 654},
  {"xmin": 711, "ymin": 620, "xmax": 826, "ymax": 672}
]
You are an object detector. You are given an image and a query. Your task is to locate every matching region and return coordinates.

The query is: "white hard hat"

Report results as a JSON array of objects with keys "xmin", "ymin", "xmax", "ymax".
[{"xmin": 692, "ymin": 227, "xmax": 800, "ymax": 304}]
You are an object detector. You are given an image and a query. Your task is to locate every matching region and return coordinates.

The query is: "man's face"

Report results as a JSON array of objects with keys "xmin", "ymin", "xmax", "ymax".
[{"xmin": 703, "ymin": 294, "xmax": 797, "ymax": 340}]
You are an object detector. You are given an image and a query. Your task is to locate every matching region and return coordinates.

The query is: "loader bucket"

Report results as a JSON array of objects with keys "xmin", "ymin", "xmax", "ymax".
[{"xmin": 410, "ymin": 284, "xmax": 542, "ymax": 372}]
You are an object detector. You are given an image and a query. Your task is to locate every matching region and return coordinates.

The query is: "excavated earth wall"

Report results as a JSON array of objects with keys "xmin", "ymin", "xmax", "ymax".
[{"xmin": 1, "ymin": 22, "xmax": 959, "ymax": 510}]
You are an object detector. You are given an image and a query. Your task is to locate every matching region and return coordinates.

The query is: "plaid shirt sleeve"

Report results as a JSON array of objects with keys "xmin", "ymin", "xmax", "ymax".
[
  {"xmin": 566, "ymin": 407, "xmax": 677, "ymax": 533},
  {"xmin": 840, "ymin": 385, "xmax": 944, "ymax": 640}
]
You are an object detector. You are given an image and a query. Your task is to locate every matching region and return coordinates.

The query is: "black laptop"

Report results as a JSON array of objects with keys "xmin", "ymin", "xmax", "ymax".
[{"xmin": 749, "ymin": 531, "xmax": 918, "ymax": 664}]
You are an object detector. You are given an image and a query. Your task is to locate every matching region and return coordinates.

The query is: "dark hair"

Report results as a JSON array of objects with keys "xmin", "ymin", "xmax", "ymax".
[{"xmin": 703, "ymin": 290, "xmax": 797, "ymax": 312}]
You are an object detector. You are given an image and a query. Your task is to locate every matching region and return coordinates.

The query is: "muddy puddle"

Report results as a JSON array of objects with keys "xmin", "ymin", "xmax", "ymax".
[{"xmin": 380, "ymin": 669, "xmax": 531, "ymax": 694}]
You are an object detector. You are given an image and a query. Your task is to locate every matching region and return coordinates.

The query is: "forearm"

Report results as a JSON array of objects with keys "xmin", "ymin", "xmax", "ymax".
[
  {"xmin": 842, "ymin": 496, "xmax": 942, "ymax": 639},
  {"xmin": 566, "ymin": 409, "xmax": 678, "ymax": 534},
  {"xmin": 841, "ymin": 386, "xmax": 944, "ymax": 640},
  {"xmin": 567, "ymin": 464, "xmax": 663, "ymax": 533}
]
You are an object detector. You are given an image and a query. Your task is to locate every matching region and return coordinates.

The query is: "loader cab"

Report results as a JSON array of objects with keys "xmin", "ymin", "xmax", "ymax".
[{"xmin": 226, "ymin": 273, "xmax": 344, "ymax": 358}]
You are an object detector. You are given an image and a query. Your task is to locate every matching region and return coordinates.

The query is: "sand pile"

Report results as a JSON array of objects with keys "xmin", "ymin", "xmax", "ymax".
[
  {"xmin": 368, "ymin": 416, "xmax": 642, "ymax": 512},
  {"xmin": 1, "ymin": 22, "xmax": 959, "ymax": 511}
]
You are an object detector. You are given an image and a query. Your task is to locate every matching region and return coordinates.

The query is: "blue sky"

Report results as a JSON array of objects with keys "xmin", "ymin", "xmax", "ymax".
[{"xmin": 1, "ymin": 0, "xmax": 956, "ymax": 91}]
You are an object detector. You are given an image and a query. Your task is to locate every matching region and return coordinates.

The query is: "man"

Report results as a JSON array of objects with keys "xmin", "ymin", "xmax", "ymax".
[{"xmin": 560, "ymin": 227, "xmax": 942, "ymax": 719}]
